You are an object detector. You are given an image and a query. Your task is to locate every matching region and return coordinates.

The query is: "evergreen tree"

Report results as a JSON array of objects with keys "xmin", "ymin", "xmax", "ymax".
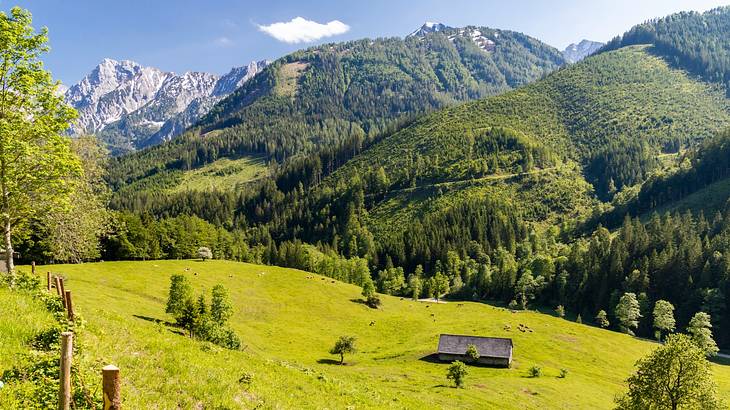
[{"xmin": 447, "ymin": 361, "xmax": 468, "ymax": 388}]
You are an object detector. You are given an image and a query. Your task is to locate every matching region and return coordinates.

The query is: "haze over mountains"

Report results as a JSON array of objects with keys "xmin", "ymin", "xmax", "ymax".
[{"xmin": 64, "ymin": 58, "xmax": 268, "ymax": 153}]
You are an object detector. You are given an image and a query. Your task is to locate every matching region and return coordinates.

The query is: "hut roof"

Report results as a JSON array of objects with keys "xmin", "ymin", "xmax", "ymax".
[{"xmin": 437, "ymin": 334, "xmax": 512, "ymax": 359}]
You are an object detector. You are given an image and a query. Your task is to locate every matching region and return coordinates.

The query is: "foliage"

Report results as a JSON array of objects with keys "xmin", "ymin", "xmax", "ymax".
[
  {"xmin": 528, "ymin": 365, "xmax": 542, "ymax": 378},
  {"xmin": 447, "ymin": 361, "xmax": 468, "ymax": 388},
  {"xmin": 197, "ymin": 246, "xmax": 213, "ymax": 261},
  {"xmin": 614, "ymin": 334, "xmax": 723, "ymax": 410},
  {"xmin": 559, "ymin": 368, "xmax": 568, "ymax": 378},
  {"xmin": 465, "ymin": 344, "xmax": 479, "ymax": 363},
  {"xmin": 166, "ymin": 274, "xmax": 193, "ymax": 319},
  {"xmin": 616, "ymin": 293, "xmax": 642, "ymax": 335},
  {"xmin": 687, "ymin": 312, "xmax": 719, "ymax": 357},
  {"xmin": 0, "ymin": 7, "xmax": 81, "ymax": 276},
  {"xmin": 329, "ymin": 335, "xmax": 357, "ymax": 364},
  {"xmin": 652, "ymin": 300, "xmax": 676, "ymax": 341},
  {"xmin": 595, "ymin": 310, "xmax": 610, "ymax": 328},
  {"xmin": 555, "ymin": 305, "xmax": 565, "ymax": 318},
  {"xmin": 210, "ymin": 284, "xmax": 233, "ymax": 325}
]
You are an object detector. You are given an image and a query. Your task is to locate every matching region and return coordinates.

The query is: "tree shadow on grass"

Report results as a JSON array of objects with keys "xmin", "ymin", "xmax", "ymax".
[
  {"xmin": 132, "ymin": 314, "xmax": 185, "ymax": 335},
  {"xmin": 317, "ymin": 358, "xmax": 345, "ymax": 365}
]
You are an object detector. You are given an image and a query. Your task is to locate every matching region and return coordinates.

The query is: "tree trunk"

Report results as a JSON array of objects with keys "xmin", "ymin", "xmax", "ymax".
[
  {"xmin": 3, "ymin": 218, "xmax": 14, "ymax": 283},
  {"xmin": 340, "ymin": 353, "xmax": 344, "ymax": 365}
]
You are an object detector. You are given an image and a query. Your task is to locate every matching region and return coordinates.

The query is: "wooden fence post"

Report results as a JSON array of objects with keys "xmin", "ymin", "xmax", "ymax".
[
  {"xmin": 65, "ymin": 290, "xmax": 75, "ymax": 321},
  {"xmin": 59, "ymin": 332, "xmax": 73, "ymax": 410},
  {"xmin": 47, "ymin": 272, "xmax": 52, "ymax": 292},
  {"xmin": 102, "ymin": 365, "xmax": 121, "ymax": 410},
  {"xmin": 59, "ymin": 278, "xmax": 67, "ymax": 309},
  {"xmin": 54, "ymin": 276, "xmax": 62, "ymax": 297}
]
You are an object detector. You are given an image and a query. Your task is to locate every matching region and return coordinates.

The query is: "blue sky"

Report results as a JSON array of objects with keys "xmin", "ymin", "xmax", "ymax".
[{"xmin": 7, "ymin": 0, "xmax": 729, "ymax": 85}]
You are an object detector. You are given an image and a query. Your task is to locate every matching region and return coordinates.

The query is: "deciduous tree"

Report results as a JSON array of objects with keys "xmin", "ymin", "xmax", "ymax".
[
  {"xmin": 615, "ymin": 334, "xmax": 723, "ymax": 409},
  {"xmin": 0, "ymin": 7, "xmax": 80, "ymax": 277}
]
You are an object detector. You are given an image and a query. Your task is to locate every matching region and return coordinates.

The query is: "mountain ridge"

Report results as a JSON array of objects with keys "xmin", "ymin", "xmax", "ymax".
[{"xmin": 65, "ymin": 58, "xmax": 268, "ymax": 153}]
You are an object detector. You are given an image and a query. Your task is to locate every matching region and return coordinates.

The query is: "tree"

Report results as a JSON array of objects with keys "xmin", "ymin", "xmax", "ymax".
[
  {"xmin": 330, "ymin": 335, "xmax": 356, "ymax": 364},
  {"xmin": 465, "ymin": 344, "xmax": 479, "ymax": 363},
  {"xmin": 687, "ymin": 312, "xmax": 719, "ymax": 357},
  {"xmin": 361, "ymin": 275, "xmax": 380, "ymax": 308},
  {"xmin": 652, "ymin": 300, "xmax": 676, "ymax": 341},
  {"xmin": 615, "ymin": 334, "xmax": 723, "ymax": 409},
  {"xmin": 407, "ymin": 270, "xmax": 422, "ymax": 301},
  {"xmin": 447, "ymin": 361, "xmax": 468, "ymax": 388},
  {"xmin": 39, "ymin": 135, "xmax": 110, "ymax": 263},
  {"xmin": 515, "ymin": 270, "xmax": 544, "ymax": 310},
  {"xmin": 555, "ymin": 305, "xmax": 565, "ymax": 318},
  {"xmin": 0, "ymin": 7, "xmax": 80, "ymax": 277},
  {"xmin": 377, "ymin": 267, "xmax": 405, "ymax": 295},
  {"xmin": 615, "ymin": 293, "xmax": 642, "ymax": 335},
  {"xmin": 166, "ymin": 274, "xmax": 193, "ymax": 319},
  {"xmin": 198, "ymin": 246, "xmax": 213, "ymax": 260},
  {"xmin": 429, "ymin": 272, "xmax": 450, "ymax": 302},
  {"xmin": 595, "ymin": 310, "xmax": 610, "ymax": 328},
  {"xmin": 210, "ymin": 284, "xmax": 233, "ymax": 325},
  {"xmin": 178, "ymin": 297, "xmax": 200, "ymax": 337}
]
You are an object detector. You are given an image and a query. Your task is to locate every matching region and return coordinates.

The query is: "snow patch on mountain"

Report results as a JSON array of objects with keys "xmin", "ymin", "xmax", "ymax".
[
  {"xmin": 562, "ymin": 40, "xmax": 604, "ymax": 63},
  {"xmin": 65, "ymin": 58, "xmax": 269, "ymax": 153}
]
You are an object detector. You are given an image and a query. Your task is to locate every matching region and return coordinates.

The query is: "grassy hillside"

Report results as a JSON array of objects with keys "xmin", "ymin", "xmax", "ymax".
[{"xmin": 4, "ymin": 260, "xmax": 730, "ymax": 408}]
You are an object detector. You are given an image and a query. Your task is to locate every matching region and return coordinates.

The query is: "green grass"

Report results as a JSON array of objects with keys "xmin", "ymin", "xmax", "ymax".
[
  {"xmin": 0, "ymin": 288, "xmax": 55, "ymax": 373},
  {"xmin": 170, "ymin": 156, "xmax": 269, "ymax": 193},
  {"xmin": 5, "ymin": 260, "xmax": 729, "ymax": 408}
]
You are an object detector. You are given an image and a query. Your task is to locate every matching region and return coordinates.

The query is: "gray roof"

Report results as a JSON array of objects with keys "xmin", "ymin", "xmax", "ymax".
[{"xmin": 437, "ymin": 334, "xmax": 512, "ymax": 359}]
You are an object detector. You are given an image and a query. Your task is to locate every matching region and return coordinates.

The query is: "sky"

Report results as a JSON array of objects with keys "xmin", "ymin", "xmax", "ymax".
[{"xmin": 6, "ymin": 0, "xmax": 729, "ymax": 85}]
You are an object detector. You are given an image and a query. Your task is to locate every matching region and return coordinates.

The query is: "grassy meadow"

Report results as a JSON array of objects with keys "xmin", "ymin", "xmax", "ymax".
[{"xmin": 3, "ymin": 260, "xmax": 730, "ymax": 408}]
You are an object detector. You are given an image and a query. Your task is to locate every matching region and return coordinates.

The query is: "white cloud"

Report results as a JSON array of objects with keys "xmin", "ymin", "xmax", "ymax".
[
  {"xmin": 213, "ymin": 36, "xmax": 234, "ymax": 47},
  {"xmin": 257, "ymin": 17, "xmax": 349, "ymax": 44}
]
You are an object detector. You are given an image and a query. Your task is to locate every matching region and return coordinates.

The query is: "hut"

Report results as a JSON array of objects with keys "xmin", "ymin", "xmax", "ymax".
[{"xmin": 437, "ymin": 334, "xmax": 513, "ymax": 367}]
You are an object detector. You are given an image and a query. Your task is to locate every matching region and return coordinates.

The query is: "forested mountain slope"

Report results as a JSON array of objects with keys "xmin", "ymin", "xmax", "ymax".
[
  {"xmin": 603, "ymin": 6, "xmax": 730, "ymax": 90},
  {"xmin": 247, "ymin": 45, "xmax": 730, "ymax": 268},
  {"xmin": 107, "ymin": 27, "xmax": 566, "ymax": 188}
]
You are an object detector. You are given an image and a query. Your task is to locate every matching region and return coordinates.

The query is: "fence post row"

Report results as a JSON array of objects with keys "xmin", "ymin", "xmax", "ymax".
[
  {"xmin": 102, "ymin": 365, "xmax": 121, "ymax": 410},
  {"xmin": 59, "ymin": 332, "xmax": 73, "ymax": 410}
]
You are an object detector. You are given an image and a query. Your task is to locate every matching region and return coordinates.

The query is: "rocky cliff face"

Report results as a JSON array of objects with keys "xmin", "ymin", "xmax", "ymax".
[
  {"xmin": 65, "ymin": 59, "xmax": 268, "ymax": 153},
  {"xmin": 562, "ymin": 39, "xmax": 604, "ymax": 63}
]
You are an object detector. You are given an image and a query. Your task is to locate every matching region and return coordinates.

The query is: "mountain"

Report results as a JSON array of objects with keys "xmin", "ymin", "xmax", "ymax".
[
  {"xmin": 407, "ymin": 21, "xmax": 451, "ymax": 37},
  {"xmin": 107, "ymin": 25, "xmax": 566, "ymax": 187},
  {"xmin": 65, "ymin": 59, "xmax": 268, "ymax": 154},
  {"xmin": 562, "ymin": 39, "xmax": 604, "ymax": 63}
]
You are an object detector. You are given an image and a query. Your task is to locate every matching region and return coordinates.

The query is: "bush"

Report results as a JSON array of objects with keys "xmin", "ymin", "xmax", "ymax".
[
  {"xmin": 465, "ymin": 344, "xmax": 479, "ymax": 363},
  {"xmin": 365, "ymin": 295, "xmax": 381, "ymax": 309},
  {"xmin": 447, "ymin": 361, "xmax": 468, "ymax": 388},
  {"xmin": 559, "ymin": 368, "xmax": 568, "ymax": 378},
  {"xmin": 529, "ymin": 365, "xmax": 542, "ymax": 378}
]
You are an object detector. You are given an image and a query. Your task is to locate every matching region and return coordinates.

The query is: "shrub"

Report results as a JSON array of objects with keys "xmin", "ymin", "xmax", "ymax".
[
  {"xmin": 555, "ymin": 305, "xmax": 565, "ymax": 318},
  {"xmin": 529, "ymin": 365, "xmax": 542, "ymax": 378},
  {"xmin": 465, "ymin": 344, "xmax": 479, "ymax": 363},
  {"xmin": 447, "ymin": 361, "xmax": 468, "ymax": 388},
  {"xmin": 559, "ymin": 368, "xmax": 568, "ymax": 378}
]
